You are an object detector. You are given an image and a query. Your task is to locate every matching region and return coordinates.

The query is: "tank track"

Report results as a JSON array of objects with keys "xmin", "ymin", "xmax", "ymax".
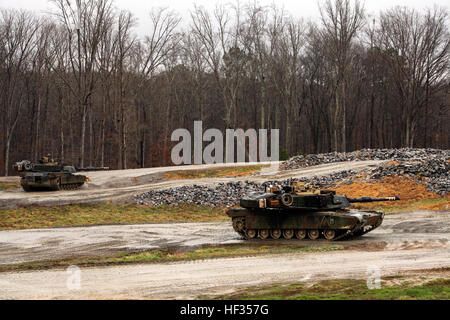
[
  {"xmin": 231, "ymin": 217, "xmax": 380, "ymax": 241},
  {"xmin": 21, "ymin": 183, "xmax": 84, "ymax": 192},
  {"xmin": 59, "ymin": 183, "xmax": 84, "ymax": 191}
]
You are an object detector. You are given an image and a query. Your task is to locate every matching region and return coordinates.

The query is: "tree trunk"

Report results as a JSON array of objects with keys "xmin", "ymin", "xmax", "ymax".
[
  {"xmin": 34, "ymin": 96, "xmax": 41, "ymax": 162},
  {"xmin": 4, "ymin": 134, "xmax": 11, "ymax": 177},
  {"xmin": 80, "ymin": 104, "xmax": 87, "ymax": 167},
  {"xmin": 341, "ymin": 82, "xmax": 346, "ymax": 152},
  {"xmin": 100, "ymin": 95, "xmax": 106, "ymax": 167},
  {"xmin": 60, "ymin": 94, "xmax": 65, "ymax": 163}
]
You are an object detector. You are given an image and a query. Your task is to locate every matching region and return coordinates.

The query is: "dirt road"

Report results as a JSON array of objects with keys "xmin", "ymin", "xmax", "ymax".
[
  {"xmin": 0, "ymin": 160, "xmax": 384, "ymax": 208},
  {"xmin": 0, "ymin": 247, "xmax": 448, "ymax": 300},
  {"xmin": 0, "ymin": 210, "xmax": 448, "ymax": 266},
  {"xmin": 0, "ymin": 210, "xmax": 448, "ymax": 299}
]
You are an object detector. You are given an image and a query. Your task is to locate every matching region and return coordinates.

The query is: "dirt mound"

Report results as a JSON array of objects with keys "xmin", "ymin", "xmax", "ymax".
[
  {"xmin": 333, "ymin": 176, "xmax": 438, "ymax": 200},
  {"xmin": 333, "ymin": 176, "xmax": 449, "ymax": 211}
]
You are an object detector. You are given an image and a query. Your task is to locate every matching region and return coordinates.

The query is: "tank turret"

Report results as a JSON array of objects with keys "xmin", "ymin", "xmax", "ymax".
[
  {"xmin": 239, "ymin": 182, "xmax": 399, "ymax": 211},
  {"xmin": 13, "ymin": 156, "xmax": 110, "ymax": 192},
  {"xmin": 226, "ymin": 182, "xmax": 399, "ymax": 241}
]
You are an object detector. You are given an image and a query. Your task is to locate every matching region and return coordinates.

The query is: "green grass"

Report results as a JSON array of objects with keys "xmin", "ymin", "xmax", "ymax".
[
  {"xmin": 0, "ymin": 182, "xmax": 20, "ymax": 190},
  {"xmin": 209, "ymin": 277, "xmax": 450, "ymax": 300},
  {"xmin": 0, "ymin": 244, "xmax": 343, "ymax": 273},
  {"xmin": 0, "ymin": 203, "xmax": 228, "ymax": 230},
  {"xmin": 164, "ymin": 165, "xmax": 269, "ymax": 180}
]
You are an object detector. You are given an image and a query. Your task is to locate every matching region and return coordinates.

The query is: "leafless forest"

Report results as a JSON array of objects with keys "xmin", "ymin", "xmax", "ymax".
[{"xmin": 0, "ymin": 0, "xmax": 449, "ymax": 175}]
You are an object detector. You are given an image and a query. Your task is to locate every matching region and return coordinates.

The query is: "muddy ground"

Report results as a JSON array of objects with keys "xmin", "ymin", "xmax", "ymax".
[
  {"xmin": 0, "ymin": 210, "xmax": 448, "ymax": 299},
  {"xmin": 0, "ymin": 160, "xmax": 384, "ymax": 208},
  {"xmin": 0, "ymin": 210, "xmax": 448, "ymax": 266},
  {"xmin": 0, "ymin": 247, "xmax": 448, "ymax": 299}
]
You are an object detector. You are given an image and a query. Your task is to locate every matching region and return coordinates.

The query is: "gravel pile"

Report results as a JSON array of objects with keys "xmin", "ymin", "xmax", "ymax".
[
  {"xmin": 365, "ymin": 159, "xmax": 449, "ymax": 195},
  {"xmin": 135, "ymin": 149, "xmax": 449, "ymax": 207},
  {"xmin": 135, "ymin": 181, "xmax": 264, "ymax": 207},
  {"xmin": 281, "ymin": 148, "xmax": 450, "ymax": 170}
]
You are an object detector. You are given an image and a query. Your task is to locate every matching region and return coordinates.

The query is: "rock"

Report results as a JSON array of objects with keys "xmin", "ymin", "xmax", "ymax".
[
  {"xmin": 134, "ymin": 148, "xmax": 449, "ymax": 207},
  {"xmin": 281, "ymin": 148, "xmax": 449, "ymax": 171}
]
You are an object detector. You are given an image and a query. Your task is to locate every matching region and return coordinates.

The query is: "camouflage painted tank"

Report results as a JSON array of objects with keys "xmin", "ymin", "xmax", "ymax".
[
  {"xmin": 14, "ymin": 156, "xmax": 109, "ymax": 192},
  {"xmin": 226, "ymin": 182, "xmax": 399, "ymax": 241}
]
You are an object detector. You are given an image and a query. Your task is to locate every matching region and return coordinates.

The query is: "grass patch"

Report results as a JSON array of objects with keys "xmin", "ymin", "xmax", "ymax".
[
  {"xmin": 0, "ymin": 203, "xmax": 228, "ymax": 230},
  {"xmin": 209, "ymin": 277, "xmax": 450, "ymax": 300},
  {"xmin": 0, "ymin": 182, "xmax": 20, "ymax": 190},
  {"xmin": 164, "ymin": 165, "xmax": 269, "ymax": 180},
  {"xmin": 0, "ymin": 244, "xmax": 343, "ymax": 273}
]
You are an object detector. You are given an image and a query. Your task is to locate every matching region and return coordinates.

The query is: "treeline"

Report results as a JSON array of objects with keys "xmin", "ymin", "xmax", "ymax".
[{"xmin": 0, "ymin": 0, "xmax": 449, "ymax": 175}]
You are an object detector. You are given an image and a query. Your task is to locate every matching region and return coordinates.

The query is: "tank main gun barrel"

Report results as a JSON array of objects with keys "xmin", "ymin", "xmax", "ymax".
[
  {"xmin": 347, "ymin": 196, "xmax": 400, "ymax": 203},
  {"xmin": 76, "ymin": 167, "xmax": 110, "ymax": 172}
]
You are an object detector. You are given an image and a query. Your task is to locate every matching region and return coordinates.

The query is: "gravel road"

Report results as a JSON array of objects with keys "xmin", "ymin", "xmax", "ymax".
[
  {"xmin": 0, "ymin": 210, "xmax": 448, "ymax": 266},
  {"xmin": 0, "ymin": 160, "xmax": 384, "ymax": 208},
  {"xmin": 0, "ymin": 247, "xmax": 448, "ymax": 300},
  {"xmin": 0, "ymin": 210, "xmax": 448, "ymax": 299}
]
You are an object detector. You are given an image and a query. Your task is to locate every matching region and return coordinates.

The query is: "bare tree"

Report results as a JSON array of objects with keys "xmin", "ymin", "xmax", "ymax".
[
  {"xmin": 377, "ymin": 6, "xmax": 450, "ymax": 146},
  {"xmin": 190, "ymin": 4, "xmax": 241, "ymax": 129},
  {"xmin": 131, "ymin": 7, "xmax": 180, "ymax": 167},
  {"xmin": 51, "ymin": 0, "xmax": 114, "ymax": 167},
  {"xmin": 319, "ymin": 0, "xmax": 365, "ymax": 151},
  {"xmin": 0, "ymin": 2, "xmax": 448, "ymax": 175},
  {"xmin": 0, "ymin": 10, "xmax": 39, "ymax": 175}
]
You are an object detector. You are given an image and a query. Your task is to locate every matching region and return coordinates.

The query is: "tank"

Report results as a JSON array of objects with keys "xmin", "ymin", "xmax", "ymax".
[
  {"xmin": 13, "ymin": 156, "xmax": 109, "ymax": 192},
  {"xmin": 226, "ymin": 182, "xmax": 399, "ymax": 240}
]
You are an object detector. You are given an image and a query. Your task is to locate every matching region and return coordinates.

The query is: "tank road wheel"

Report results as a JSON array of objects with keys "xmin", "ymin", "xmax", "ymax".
[
  {"xmin": 308, "ymin": 230, "xmax": 320, "ymax": 240},
  {"xmin": 295, "ymin": 229, "xmax": 307, "ymax": 239},
  {"xmin": 282, "ymin": 229, "xmax": 294, "ymax": 239},
  {"xmin": 232, "ymin": 218, "xmax": 245, "ymax": 232},
  {"xmin": 245, "ymin": 229, "xmax": 257, "ymax": 239},
  {"xmin": 270, "ymin": 229, "xmax": 282, "ymax": 239},
  {"xmin": 323, "ymin": 230, "xmax": 336, "ymax": 240},
  {"xmin": 281, "ymin": 194, "xmax": 294, "ymax": 207},
  {"xmin": 258, "ymin": 229, "xmax": 269, "ymax": 240}
]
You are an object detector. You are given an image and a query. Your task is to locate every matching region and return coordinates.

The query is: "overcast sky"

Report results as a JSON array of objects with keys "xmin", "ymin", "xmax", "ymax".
[{"xmin": 0, "ymin": 0, "xmax": 448, "ymax": 36}]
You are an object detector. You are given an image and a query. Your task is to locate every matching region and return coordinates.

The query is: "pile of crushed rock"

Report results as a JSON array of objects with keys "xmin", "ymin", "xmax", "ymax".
[
  {"xmin": 135, "ymin": 149, "xmax": 449, "ymax": 207},
  {"xmin": 280, "ymin": 148, "xmax": 449, "ymax": 170},
  {"xmin": 366, "ymin": 159, "xmax": 449, "ymax": 195},
  {"xmin": 135, "ymin": 181, "xmax": 264, "ymax": 207}
]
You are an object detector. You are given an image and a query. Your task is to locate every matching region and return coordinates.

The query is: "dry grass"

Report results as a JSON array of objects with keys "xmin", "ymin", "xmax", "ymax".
[
  {"xmin": 209, "ymin": 270, "xmax": 450, "ymax": 300},
  {"xmin": 164, "ymin": 165, "xmax": 269, "ymax": 180},
  {"xmin": 0, "ymin": 244, "xmax": 343, "ymax": 273},
  {"xmin": 0, "ymin": 204, "xmax": 228, "ymax": 230}
]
